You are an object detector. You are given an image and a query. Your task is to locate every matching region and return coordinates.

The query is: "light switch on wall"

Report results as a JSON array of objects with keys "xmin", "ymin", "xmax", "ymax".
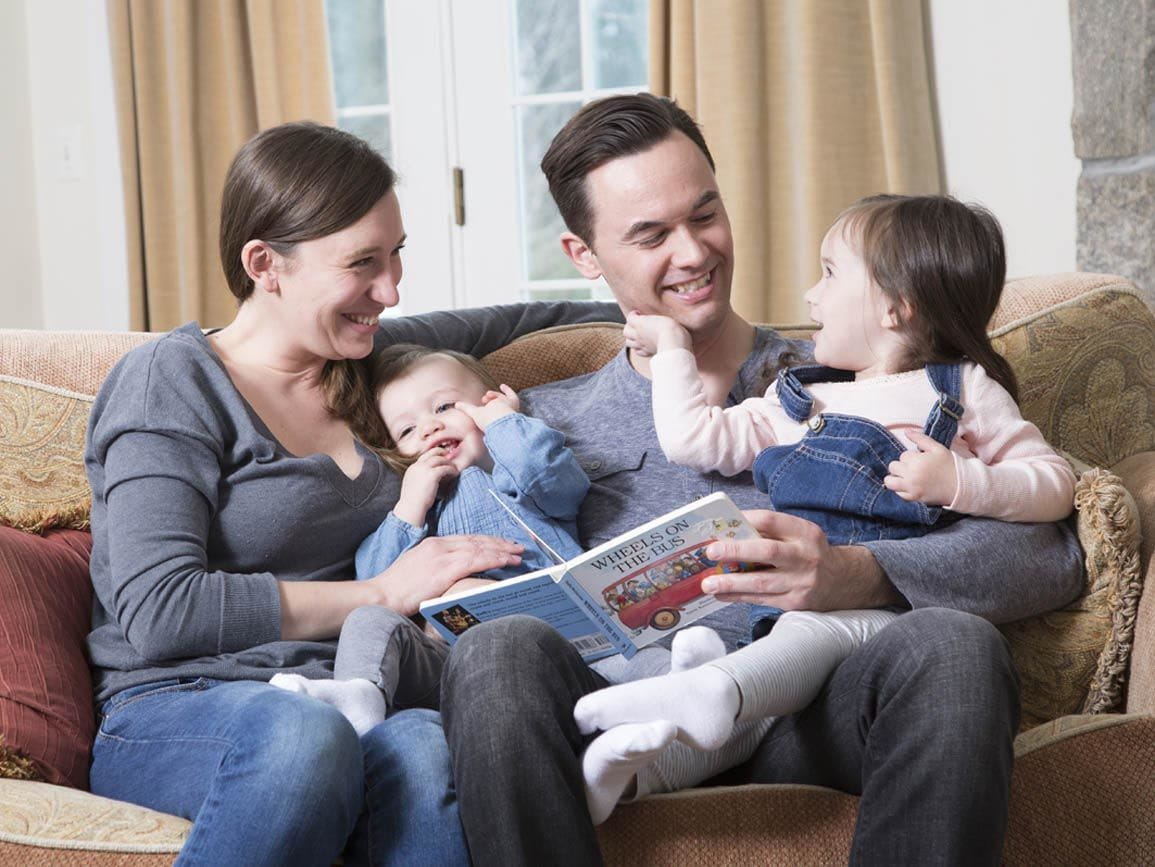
[{"xmin": 58, "ymin": 124, "xmax": 87, "ymax": 181}]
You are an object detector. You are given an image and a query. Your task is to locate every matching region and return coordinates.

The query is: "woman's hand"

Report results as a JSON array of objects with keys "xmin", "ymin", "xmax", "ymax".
[
  {"xmin": 364, "ymin": 535, "xmax": 523, "ymax": 616},
  {"xmin": 394, "ymin": 448, "xmax": 459, "ymax": 526},
  {"xmin": 700, "ymin": 509, "xmax": 903, "ymax": 611}
]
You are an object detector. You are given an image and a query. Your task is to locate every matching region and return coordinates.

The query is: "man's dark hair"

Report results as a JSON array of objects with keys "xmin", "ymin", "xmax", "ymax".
[{"xmin": 540, "ymin": 93, "xmax": 714, "ymax": 247}]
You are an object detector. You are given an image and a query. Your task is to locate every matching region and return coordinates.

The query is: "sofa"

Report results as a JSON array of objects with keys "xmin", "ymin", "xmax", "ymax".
[{"xmin": 1, "ymin": 271, "xmax": 1153, "ymax": 865}]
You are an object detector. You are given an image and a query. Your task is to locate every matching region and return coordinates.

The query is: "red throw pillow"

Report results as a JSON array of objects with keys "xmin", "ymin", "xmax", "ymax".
[{"xmin": 0, "ymin": 526, "xmax": 94, "ymax": 788}]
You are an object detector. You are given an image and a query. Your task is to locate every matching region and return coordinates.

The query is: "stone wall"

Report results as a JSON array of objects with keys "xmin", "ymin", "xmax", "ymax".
[{"xmin": 1071, "ymin": 0, "xmax": 1155, "ymax": 297}]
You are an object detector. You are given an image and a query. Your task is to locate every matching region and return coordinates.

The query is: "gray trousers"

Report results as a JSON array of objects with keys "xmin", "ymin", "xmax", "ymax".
[
  {"xmin": 336, "ymin": 604, "xmax": 677, "ymax": 712},
  {"xmin": 441, "ymin": 608, "xmax": 1020, "ymax": 867},
  {"xmin": 334, "ymin": 606, "xmax": 449, "ymax": 711}
]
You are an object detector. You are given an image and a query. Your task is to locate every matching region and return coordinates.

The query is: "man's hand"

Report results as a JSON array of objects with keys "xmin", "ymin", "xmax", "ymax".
[
  {"xmin": 456, "ymin": 384, "xmax": 520, "ymax": 430},
  {"xmin": 394, "ymin": 448, "xmax": 459, "ymax": 526},
  {"xmin": 700, "ymin": 509, "xmax": 903, "ymax": 611},
  {"xmin": 623, "ymin": 310, "xmax": 691, "ymax": 357},
  {"xmin": 884, "ymin": 431, "xmax": 958, "ymax": 506}
]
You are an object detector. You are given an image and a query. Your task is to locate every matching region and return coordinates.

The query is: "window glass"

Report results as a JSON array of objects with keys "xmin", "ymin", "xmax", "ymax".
[
  {"xmin": 510, "ymin": 0, "xmax": 649, "ymax": 299},
  {"xmin": 590, "ymin": 0, "xmax": 648, "ymax": 89},
  {"xmin": 326, "ymin": 0, "xmax": 388, "ymax": 106},
  {"xmin": 325, "ymin": 0, "xmax": 392, "ymax": 160},
  {"xmin": 337, "ymin": 112, "xmax": 392, "ymax": 160},
  {"xmin": 514, "ymin": 0, "xmax": 582, "ymax": 95},
  {"xmin": 518, "ymin": 101, "xmax": 582, "ymax": 281}
]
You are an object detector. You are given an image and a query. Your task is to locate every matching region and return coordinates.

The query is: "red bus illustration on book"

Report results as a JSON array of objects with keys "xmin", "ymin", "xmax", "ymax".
[{"xmin": 601, "ymin": 542, "xmax": 744, "ymax": 631}]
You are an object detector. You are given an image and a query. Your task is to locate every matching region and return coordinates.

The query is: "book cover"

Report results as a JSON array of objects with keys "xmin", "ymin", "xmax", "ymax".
[{"xmin": 419, "ymin": 492, "xmax": 758, "ymax": 661}]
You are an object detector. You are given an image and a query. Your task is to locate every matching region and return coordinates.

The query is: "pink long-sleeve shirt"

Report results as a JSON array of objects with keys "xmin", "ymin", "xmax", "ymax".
[{"xmin": 650, "ymin": 349, "xmax": 1075, "ymax": 522}]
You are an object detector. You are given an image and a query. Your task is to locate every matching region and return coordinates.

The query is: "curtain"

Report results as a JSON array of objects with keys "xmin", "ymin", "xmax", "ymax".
[
  {"xmin": 650, "ymin": 0, "xmax": 943, "ymax": 324},
  {"xmin": 107, "ymin": 0, "xmax": 336, "ymax": 331}
]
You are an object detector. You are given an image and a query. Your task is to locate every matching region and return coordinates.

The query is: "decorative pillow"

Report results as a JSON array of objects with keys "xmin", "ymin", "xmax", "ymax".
[
  {"xmin": 0, "ymin": 377, "xmax": 93, "ymax": 532},
  {"xmin": 1000, "ymin": 462, "xmax": 1145, "ymax": 729},
  {"xmin": 482, "ymin": 323, "xmax": 625, "ymax": 391},
  {"xmin": 0, "ymin": 527, "xmax": 95, "ymax": 788}
]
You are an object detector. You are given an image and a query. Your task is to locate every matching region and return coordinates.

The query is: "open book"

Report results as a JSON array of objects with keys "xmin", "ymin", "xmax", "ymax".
[{"xmin": 419, "ymin": 492, "xmax": 759, "ymax": 662}]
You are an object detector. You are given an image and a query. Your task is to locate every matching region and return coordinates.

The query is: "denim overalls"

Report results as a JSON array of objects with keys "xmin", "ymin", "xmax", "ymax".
[{"xmin": 746, "ymin": 362, "xmax": 965, "ymax": 639}]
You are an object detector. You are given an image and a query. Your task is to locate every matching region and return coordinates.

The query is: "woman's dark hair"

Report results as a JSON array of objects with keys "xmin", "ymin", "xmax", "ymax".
[
  {"xmin": 541, "ymin": 93, "xmax": 714, "ymax": 247},
  {"xmin": 836, "ymin": 194, "xmax": 1017, "ymax": 400},
  {"xmin": 219, "ymin": 121, "xmax": 396, "ymax": 302},
  {"xmin": 218, "ymin": 122, "xmax": 397, "ymax": 421},
  {"xmin": 345, "ymin": 344, "xmax": 499, "ymax": 474}
]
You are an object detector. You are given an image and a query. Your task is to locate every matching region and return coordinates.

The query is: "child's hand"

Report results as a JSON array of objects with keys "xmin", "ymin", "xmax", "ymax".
[
  {"xmin": 623, "ymin": 311, "xmax": 691, "ymax": 357},
  {"xmin": 394, "ymin": 447, "xmax": 459, "ymax": 526},
  {"xmin": 884, "ymin": 431, "xmax": 958, "ymax": 506},
  {"xmin": 456, "ymin": 384, "xmax": 520, "ymax": 430}
]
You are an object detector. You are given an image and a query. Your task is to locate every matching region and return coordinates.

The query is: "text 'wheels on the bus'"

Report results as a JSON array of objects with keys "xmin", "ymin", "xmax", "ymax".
[{"xmin": 650, "ymin": 609, "xmax": 681, "ymax": 630}]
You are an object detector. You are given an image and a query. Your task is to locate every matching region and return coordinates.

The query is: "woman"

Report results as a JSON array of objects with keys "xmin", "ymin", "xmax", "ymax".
[{"xmin": 85, "ymin": 122, "xmax": 609, "ymax": 866}]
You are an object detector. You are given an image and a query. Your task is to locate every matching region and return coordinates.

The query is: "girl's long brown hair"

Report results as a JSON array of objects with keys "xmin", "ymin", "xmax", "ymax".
[
  {"xmin": 762, "ymin": 194, "xmax": 1017, "ymax": 400},
  {"xmin": 840, "ymin": 194, "xmax": 1017, "ymax": 401}
]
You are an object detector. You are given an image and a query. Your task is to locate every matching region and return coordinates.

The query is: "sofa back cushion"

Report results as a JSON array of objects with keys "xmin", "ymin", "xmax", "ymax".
[
  {"xmin": 0, "ymin": 527, "xmax": 94, "ymax": 788},
  {"xmin": 990, "ymin": 281, "xmax": 1155, "ymax": 467}
]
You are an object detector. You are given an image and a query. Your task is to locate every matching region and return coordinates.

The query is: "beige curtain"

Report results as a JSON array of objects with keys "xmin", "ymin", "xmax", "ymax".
[
  {"xmin": 650, "ymin": 0, "xmax": 943, "ymax": 324},
  {"xmin": 107, "ymin": 0, "xmax": 336, "ymax": 331}
]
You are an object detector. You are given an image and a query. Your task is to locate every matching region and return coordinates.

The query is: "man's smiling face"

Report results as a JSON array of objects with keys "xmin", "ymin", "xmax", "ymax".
[{"xmin": 562, "ymin": 131, "xmax": 736, "ymax": 344}]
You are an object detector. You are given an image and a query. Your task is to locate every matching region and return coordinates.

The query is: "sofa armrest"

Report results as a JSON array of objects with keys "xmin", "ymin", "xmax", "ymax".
[{"xmin": 1114, "ymin": 451, "xmax": 1155, "ymax": 714}]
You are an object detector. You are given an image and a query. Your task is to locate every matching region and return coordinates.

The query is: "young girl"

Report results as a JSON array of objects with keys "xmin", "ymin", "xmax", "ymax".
[
  {"xmin": 272, "ymin": 344, "xmax": 722, "ymax": 734},
  {"xmin": 571, "ymin": 194, "xmax": 1077, "ymax": 823}
]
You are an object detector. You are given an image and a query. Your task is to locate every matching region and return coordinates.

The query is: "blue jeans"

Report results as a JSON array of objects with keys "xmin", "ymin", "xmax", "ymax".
[{"xmin": 90, "ymin": 678, "xmax": 467, "ymax": 866}]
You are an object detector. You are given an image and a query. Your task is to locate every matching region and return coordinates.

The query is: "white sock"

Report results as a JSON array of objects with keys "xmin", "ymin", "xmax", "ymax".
[
  {"xmin": 574, "ymin": 664, "xmax": 740, "ymax": 751},
  {"xmin": 269, "ymin": 673, "xmax": 387, "ymax": 737},
  {"xmin": 581, "ymin": 721, "xmax": 677, "ymax": 825},
  {"xmin": 669, "ymin": 626, "xmax": 727, "ymax": 672}
]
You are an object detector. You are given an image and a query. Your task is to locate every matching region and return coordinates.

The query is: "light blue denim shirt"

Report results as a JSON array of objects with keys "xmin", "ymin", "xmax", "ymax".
[{"xmin": 355, "ymin": 412, "xmax": 588, "ymax": 581}]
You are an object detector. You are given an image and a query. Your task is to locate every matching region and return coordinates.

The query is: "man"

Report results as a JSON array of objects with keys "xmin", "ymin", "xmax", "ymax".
[{"xmin": 431, "ymin": 94, "xmax": 1084, "ymax": 865}]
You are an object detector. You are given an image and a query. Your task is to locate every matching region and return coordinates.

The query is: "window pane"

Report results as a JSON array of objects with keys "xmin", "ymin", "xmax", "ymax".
[
  {"xmin": 515, "ymin": 0, "xmax": 581, "ymax": 95},
  {"xmin": 325, "ymin": 0, "xmax": 389, "ymax": 107},
  {"xmin": 527, "ymin": 285, "xmax": 593, "ymax": 301},
  {"xmin": 590, "ymin": 0, "xmax": 648, "ymax": 89},
  {"xmin": 338, "ymin": 112, "xmax": 392, "ymax": 161},
  {"xmin": 518, "ymin": 101, "xmax": 581, "ymax": 280}
]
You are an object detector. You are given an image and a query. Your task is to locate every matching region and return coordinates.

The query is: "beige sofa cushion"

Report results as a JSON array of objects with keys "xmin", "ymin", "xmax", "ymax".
[
  {"xmin": 991, "ymin": 283, "xmax": 1155, "ymax": 467},
  {"xmin": 0, "ymin": 378, "xmax": 93, "ymax": 532},
  {"xmin": 0, "ymin": 778, "xmax": 188, "ymax": 856}
]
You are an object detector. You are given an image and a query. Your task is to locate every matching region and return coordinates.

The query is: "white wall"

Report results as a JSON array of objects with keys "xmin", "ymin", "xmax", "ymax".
[
  {"xmin": 928, "ymin": 0, "xmax": 1080, "ymax": 278},
  {"xmin": 2, "ymin": 2, "xmax": 1079, "ymax": 329},
  {"xmin": 12, "ymin": 0, "xmax": 129, "ymax": 331},
  {"xmin": 0, "ymin": 0, "xmax": 43, "ymax": 328}
]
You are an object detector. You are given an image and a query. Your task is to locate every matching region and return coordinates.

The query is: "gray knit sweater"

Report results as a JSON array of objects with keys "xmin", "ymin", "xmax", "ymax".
[{"xmin": 85, "ymin": 303, "xmax": 619, "ymax": 702}]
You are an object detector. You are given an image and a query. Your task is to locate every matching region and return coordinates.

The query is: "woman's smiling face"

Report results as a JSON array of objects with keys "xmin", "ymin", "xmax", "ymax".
[{"xmin": 270, "ymin": 191, "xmax": 406, "ymax": 362}]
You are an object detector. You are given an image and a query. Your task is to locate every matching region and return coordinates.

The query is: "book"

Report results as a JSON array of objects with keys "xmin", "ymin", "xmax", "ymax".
[{"xmin": 419, "ymin": 492, "xmax": 759, "ymax": 662}]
